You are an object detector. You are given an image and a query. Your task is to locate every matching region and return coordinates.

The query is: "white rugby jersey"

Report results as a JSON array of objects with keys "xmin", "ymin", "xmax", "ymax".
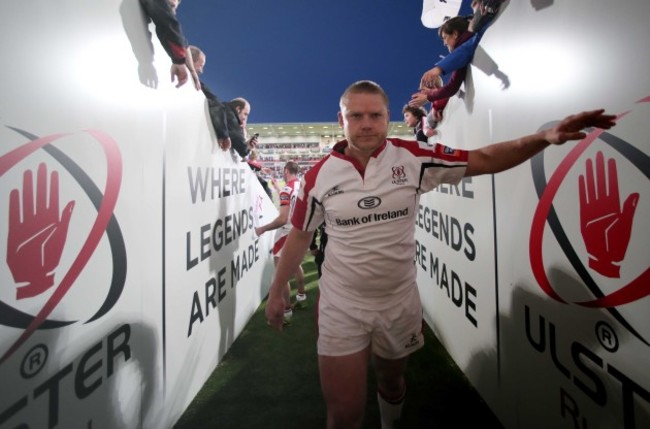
[
  {"xmin": 275, "ymin": 178, "xmax": 300, "ymax": 243},
  {"xmin": 292, "ymin": 138, "xmax": 468, "ymax": 308}
]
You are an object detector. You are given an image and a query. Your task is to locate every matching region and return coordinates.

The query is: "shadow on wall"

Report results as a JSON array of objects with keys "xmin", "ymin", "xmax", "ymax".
[
  {"xmin": 465, "ymin": 279, "xmax": 645, "ymax": 429},
  {"xmin": 120, "ymin": 0, "xmax": 159, "ymax": 89},
  {"xmin": 0, "ymin": 321, "xmax": 64, "ymax": 428},
  {"xmin": 162, "ymin": 324, "xmax": 210, "ymax": 427},
  {"xmin": 0, "ymin": 319, "xmax": 160, "ymax": 428},
  {"xmin": 450, "ymin": 9, "xmax": 511, "ymax": 115},
  {"xmin": 72, "ymin": 321, "xmax": 160, "ymax": 429},
  {"xmin": 472, "ymin": 46, "xmax": 510, "ymax": 90},
  {"xmin": 531, "ymin": 0, "xmax": 554, "ymax": 11},
  {"xmin": 127, "ymin": 321, "xmax": 162, "ymax": 428},
  {"xmin": 212, "ymin": 196, "xmax": 238, "ymax": 361}
]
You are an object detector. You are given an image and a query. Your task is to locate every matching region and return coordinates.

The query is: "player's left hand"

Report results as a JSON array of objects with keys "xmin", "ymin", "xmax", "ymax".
[{"xmin": 265, "ymin": 293, "xmax": 287, "ymax": 331}]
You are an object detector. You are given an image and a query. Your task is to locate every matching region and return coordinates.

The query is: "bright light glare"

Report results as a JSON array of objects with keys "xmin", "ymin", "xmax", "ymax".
[
  {"xmin": 493, "ymin": 35, "xmax": 587, "ymax": 97},
  {"xmin": 73, "ymin": 36, "xmax": 184, "ymax": 108}
]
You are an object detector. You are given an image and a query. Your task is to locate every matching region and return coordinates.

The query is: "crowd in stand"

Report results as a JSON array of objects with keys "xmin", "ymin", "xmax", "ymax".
[{"xmin": 138, "ymin": 0, "xmax": 503, "ymax": 173}]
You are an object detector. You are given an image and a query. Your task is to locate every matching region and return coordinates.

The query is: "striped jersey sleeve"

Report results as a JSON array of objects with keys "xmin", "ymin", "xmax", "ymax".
[
  {"xmin": 389, "ymin": 138, "xmax": 468, "ymax": 193},
  {"xmin": 419, "ymin": 142, "xmax": 468, "ymax": 193},
  {"xmin": 291, "ymin": 157, "xmax": 327, "ymax": 232}
]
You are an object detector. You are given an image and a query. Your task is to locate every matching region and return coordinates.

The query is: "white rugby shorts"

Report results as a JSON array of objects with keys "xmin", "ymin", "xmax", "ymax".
[{"xmin": 317, "ymin": 284, "xmax": 424, "ymax": 359}]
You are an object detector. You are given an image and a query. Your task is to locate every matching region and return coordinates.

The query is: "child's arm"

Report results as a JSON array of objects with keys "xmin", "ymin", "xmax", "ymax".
[
  {"xmin": 424, "ymin": 68, "xmax": 467, "ymax": 102},
  {"xmin": 422, "ymin": 115, "xmax": 438, "ymax": 137},
  {"xmin": 426, "ymin": 6, "xmax": 496, "ymax": 81}
]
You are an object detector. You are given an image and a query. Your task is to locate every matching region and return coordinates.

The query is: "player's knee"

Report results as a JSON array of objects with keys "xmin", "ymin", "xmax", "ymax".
[{"xmin": 377, "ymin": 376, "xmax": 405, "ymax": 400}]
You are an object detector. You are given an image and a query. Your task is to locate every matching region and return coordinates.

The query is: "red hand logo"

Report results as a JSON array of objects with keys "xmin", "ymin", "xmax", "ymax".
[
  {"xmin": 578, "ymin": 151, "xmax": 639, "ymax": 278},
  {"xmin": 7, "ymin": 163, "xmax": 75, "ymax": 299}
]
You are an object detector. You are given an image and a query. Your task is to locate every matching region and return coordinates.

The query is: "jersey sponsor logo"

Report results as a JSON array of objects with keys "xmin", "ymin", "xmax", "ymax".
[
  {"xmin": 335, "ymin": 217, "xmax": 361, "ymax": 226},
  {"xmin": 325, "ymin": 185, "xmax": 344, "ymax": 198},
  {"xmin": 373, "ymin": 207, "xmax": 408, "ymax": 221},
  {"xmin": 334, "ymin": 208, "xmax": 409, "ymax": 227},
  {"xmin": 392, "ymin": 165, "xmax": 408, "ymax": 185},
  {"xmin": 357, "ymin": 196, "xmax": 382, "ymax": 209},
  {"xmin": 334, "ymin": 207, "xmax": 409, "ymax": 226}
]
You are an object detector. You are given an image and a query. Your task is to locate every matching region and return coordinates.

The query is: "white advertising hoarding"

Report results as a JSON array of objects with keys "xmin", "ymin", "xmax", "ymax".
[
  {"xmin": 416, "ymin": 0, "xmax": 650, "ymax": 428},
  {"xmin": 0, "ymin": 2, "xmax": 275, "ymax": 428}
]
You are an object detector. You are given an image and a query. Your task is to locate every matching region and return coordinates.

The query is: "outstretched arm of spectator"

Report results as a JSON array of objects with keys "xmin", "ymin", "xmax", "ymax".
[
  {"xmin": 426, "ymin": 67, "xmax": 467, "ymax": 102},
  {"xmin": 201, "ymin": 85, "xmax": 231, "ymax": 150},
  {"xmin": 139, "ymin": 0, "xmax": 187, "ymax": 63},
  {"xmin": 422, "ymin": 1, "xmax": 498, "ymax": 86},
  {"xmin": 184, "ymin": 47, "xmax": 201, "ymax": 91},
  {"xmin": 420, "ymin": 66, "xmax": 444, "ymax": 90},
  {"xmin": 434, "ymin": 30, "xmax": 487, "ymax": 76},
  {"xmin": 436, "ymin": 0, "xmax": 500, "ymax": 75},
  {"xmin": 411, "ymin": 67, "xmax": 467, "ymax": 107},
  {"xmin": 207, "ymin": 101, "xmax": 231, "ymax": 149},
  {"xmin": 423, "ymin": 109, "xmax": 442, "ymax": 137},
  {"xmin": 139, "ymin": 0, "xmax": 195, "ymax": 89},
  {"xmin": 420, "ymin": 33, "xmax": 479, "ymax": 87}
]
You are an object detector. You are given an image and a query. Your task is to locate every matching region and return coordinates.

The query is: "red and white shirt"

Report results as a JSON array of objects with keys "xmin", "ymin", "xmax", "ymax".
[
  {"xmin": 292, "ymin": 138, "xmax": 468, "ymax": 308},
  {"xmin": 275, "ymin": 178, "xmax": 300, "ymax": 243}
]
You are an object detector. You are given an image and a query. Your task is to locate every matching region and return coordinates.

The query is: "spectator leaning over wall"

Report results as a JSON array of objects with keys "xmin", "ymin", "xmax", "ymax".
[
  {"xmin": 188, "ymin": 45, "xmax": 258, "ymax": 157},
  {"xmin": 139, "ymin": 0, "xmax": 200, "ymax": 90}
]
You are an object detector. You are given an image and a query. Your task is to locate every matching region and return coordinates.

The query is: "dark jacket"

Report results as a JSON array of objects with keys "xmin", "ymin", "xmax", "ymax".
[
  {"xmin": 201, "ymin": 83, "xmax": 249, "ymax": 158},
  {"xmin": 139, "ymin": 0, "xmax": 187, "ymax": 64},
  {"xmin": 247, "ymin": 160, "xmax": 272, "ymax": 199}
]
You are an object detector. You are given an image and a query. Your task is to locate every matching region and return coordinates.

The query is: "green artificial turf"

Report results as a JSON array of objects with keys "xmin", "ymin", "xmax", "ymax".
[{"xmin": 174, "ymin": 258, "xmax": 503, "ymax": 428}]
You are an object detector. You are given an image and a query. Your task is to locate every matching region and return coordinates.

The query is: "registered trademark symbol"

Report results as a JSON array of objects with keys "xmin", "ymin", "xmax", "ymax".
[
  {"xmin": 595, "ymin": 321, "xmax": 619, "ymax": 353},
  {"xmin": 20, "ymin": 343, "xmax": 48, "ymax": 379}
]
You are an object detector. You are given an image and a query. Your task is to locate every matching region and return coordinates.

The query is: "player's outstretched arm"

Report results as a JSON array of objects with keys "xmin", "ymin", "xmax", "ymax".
[{"xmin": 465, "ymin": 109, "xmax": 616, "ymax": 177}]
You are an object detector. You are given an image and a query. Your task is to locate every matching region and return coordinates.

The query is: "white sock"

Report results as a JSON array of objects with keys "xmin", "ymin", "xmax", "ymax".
[
  {"xmin": 283, "ymin": 308, "xmax": 293, "ymax": 321},
  {"xmin": 377, "ymin": 389, "xmax": 406, "ymax": 429}
]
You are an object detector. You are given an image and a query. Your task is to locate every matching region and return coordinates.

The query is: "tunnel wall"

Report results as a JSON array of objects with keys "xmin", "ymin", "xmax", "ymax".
[
  {"xmin": 1, "ymin": 1, "xmax": 649, "ymax": 428},
  {"xmin": 0, "ymin": 1, "xmax": 277, "ymax": 428},
  {"xmin": 415, "ymin": 1, "xmax": 650, "ymax": 428}
]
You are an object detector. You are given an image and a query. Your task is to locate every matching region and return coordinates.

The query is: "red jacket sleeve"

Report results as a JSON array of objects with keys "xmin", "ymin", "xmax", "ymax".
[{"xmin": 425, "ymin": 67, "xmax": 467, "ymax": 102}]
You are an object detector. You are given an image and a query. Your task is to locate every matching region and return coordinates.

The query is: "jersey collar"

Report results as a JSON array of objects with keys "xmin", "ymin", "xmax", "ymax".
[
  {"xmin": 331, "ymin": 139, "xmax": 387, "ymax": 159},
  {"xmin": 331, "ymin": 139, "xmax": 387, "ymax": 177}
]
